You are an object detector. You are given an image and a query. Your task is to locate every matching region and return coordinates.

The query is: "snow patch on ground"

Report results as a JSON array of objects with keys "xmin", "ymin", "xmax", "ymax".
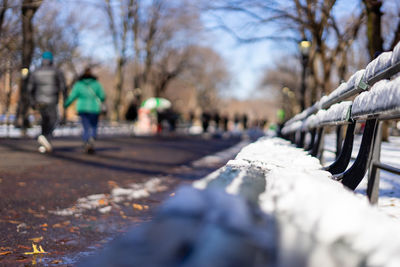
[{"xmin": 50, "ymin": 178, "xmax": 167, "ymax": 216}]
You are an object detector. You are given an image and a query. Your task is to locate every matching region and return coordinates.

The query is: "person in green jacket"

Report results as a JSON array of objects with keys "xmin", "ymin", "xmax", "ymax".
[{"xmin": 64, "ymin": 67, "xmax": 106, "ymax": 154}]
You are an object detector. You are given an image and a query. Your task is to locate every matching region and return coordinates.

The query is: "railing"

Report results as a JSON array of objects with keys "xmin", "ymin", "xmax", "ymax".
[{"xmin": 281, "ymin": 42, "xmax": 400, "ymax": 204}]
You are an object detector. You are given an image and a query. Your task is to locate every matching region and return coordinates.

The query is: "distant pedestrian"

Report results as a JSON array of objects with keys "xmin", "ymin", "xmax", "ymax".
[
  {"xmin": 188, "ymin": 111, "xmax": 195, "ymax": 126},
  {"xmin": 234, "ymin": 113, "xmax": 240, "ymax": 130},
  {"xmin": 125, "ymin": 100, "xmax": 138, "ymax": 121},
  {"xmin": 222, "ymin": 115, "xmax": 229, "ymax": 132},
  {"xmin": 202, "ymin": 112, "xmax": 211, "ymax": 133},
  {"xmin": 27, "ymin": 51, "xmax": 67, "ymax": 153},
  {"xmin": 242, "ymin": 114, "xmax": 248, "ymax": 130},
  {"xmin": 213, "ymin": 112, "xmax": 221, "ymax": 130},
  {"xmin": 64, "ymin": 67, "xmax": 106, "ymax": 154}
]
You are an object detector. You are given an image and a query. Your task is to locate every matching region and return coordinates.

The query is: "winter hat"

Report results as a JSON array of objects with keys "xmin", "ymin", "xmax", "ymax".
[{"xmin": 42, "ymin": 51, "xmax": 53, "ymax": 61}]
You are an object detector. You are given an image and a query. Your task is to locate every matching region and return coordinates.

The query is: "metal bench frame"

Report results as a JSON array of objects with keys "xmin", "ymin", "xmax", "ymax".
[{"xmin": 282, "ymin": 58, "xmax": 400, "ymax": 204}]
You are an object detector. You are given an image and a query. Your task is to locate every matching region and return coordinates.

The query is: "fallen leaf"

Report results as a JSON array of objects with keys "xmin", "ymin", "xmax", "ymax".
[
  {"xmin": 51, "ymin": 259, "xmax": 62, "ymax": 264},
  {"xmin": 69, "ymin": 226, "xmax": 80, "ymax": 233},
  {"xmin": 170, "ymin": 193, "xmax": 175, "ymax": 197},
  {"xmin": 119, "ymin": 211, "xmax": 127, "ymax": 219},
  {"xmin": 0, "ymin": 251, "xmax": 12, "ymax": 256},
  {"xmin": 108, "ymin": 180, "xmax": 118, "ymax": 188},
  {"xmin": 27, "ymin": 208, "xmax": 36, "ymax": 214},
  {"xmin": 132, "ymin": 203, "xmax": 143, "ymax": 210},
  {"xmin": 88, "ymin": 216, "xmax": 97, "ymax": 221},
  {"xmin": 24, "ymin": 244, "xmax": 47, "ymax": 255},
  {"xmin": 0, "ymin": 247, "xmax": 12, "ymax": 251},
  {"xmin": 17, "ymin": 245, "xmax": 31, "ymax": 250},
  {"xmin": 98, "ymin": 199, "xmax": 108, "ymax": 206},
  {"xmin": 40, "ymin": 223, "xmax": 48, "ymax": 228},
  {"xmin": 29, "ymin": 237, "xmax": 43, "ymax": 243},
  {"xmin": 8, "ymin": 220, "xmax": 22, "ymax": 224},
  {"xmin": 18, "ymin": 182, "xmax": 26, "ymax": 187}
]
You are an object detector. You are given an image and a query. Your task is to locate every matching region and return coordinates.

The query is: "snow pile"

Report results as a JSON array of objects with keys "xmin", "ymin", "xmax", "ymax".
[
  {"xmin": 302, "ymin": 114, "xmax": 318, "ymax": 131},
  {"xmin": 321, "ymin": 101, "xmax": 352, "ymax": 124},
  {"xmin": 194, "ymin": 137, "xmax": 400, "ymax": 266},
  {"xmin": 321, "ymin": 82, "xmax": 349, "ymax": 108},
  {"xmin": 364, "ymin": 51, "xmax": 393, "ymax": 81},
  {"xmin": 281, "ymin": 120, "xmax": 303, "ymax": 135},
  {"xmin": 285, "ymin": 109, "xmax": 308, "ymax": 126},
  {"xmin": 391, "ymin": 41, "xmax": 400, "ymax": 65},
  {"xmin": 352, "ymin": 76, "xmax": 400, "ymax": 118}
]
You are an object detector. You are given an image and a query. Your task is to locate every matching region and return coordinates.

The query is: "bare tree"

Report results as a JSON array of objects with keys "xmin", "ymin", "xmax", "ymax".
[
  {"xmin": 14, "ymin": 0, "xmax": 42, "ymax": 130},
  {"xmin": 104, "ymin": 0, "xmax": 135, "ymax": 120}
]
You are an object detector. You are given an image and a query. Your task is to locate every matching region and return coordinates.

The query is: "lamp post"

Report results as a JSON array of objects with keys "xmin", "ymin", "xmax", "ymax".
[
  {"xmin": 299, "ymin": 39, "xmax": 311, "ymax": 111},
  {"xmin": 297, "ymin": 39, "xmax": 311, "ymax": 148}
]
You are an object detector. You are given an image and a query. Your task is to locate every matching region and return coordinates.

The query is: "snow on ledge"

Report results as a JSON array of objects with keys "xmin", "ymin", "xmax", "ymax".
[{"xmin": 194, "ymin": 137, "xmax": 400, "ymax": 266}]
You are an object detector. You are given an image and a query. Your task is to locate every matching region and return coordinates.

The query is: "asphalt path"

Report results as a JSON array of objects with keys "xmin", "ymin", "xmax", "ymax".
[{"xmin": 0, "ymin": 134, "xmax": 241, "ymax": 266}]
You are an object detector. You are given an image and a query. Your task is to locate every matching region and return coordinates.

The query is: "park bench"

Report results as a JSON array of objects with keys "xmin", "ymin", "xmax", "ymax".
[{"xmin": 281, "ymin": 41, "xmax": 400, "ymax": 204}]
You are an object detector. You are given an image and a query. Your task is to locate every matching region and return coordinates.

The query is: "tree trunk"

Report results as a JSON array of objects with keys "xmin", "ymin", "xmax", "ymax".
[
  {"xmin": 363, "ymin": 0, "xmax": 384, "ymax": 59},
  {"xmin": 113, "ymin": 57, "xmax": 124, "ymax": 121},
  {"xmin": 15, "ymin": 0, "xmax": 42, "ymax": 130}
]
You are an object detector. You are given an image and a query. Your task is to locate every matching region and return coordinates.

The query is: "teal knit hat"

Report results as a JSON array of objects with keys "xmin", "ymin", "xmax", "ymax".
[{"xmin": 42, "ymin": 51, "xmax": 53, "ymax": 61}]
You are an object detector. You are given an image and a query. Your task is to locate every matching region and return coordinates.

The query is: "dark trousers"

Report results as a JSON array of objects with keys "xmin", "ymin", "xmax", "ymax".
[
  {"xmin": 79, "ymin": 113, "xmax": 99, "ymax": 142},
  {"xmin": 38, "ymin": 104, "xmax": 58, "ymax": 138}
]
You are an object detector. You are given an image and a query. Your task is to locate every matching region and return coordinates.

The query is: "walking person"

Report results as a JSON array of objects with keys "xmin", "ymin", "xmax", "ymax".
[
  {"xmin": 64, "ymin": 67, "xmax": 106, "ymax": 154},
  {"xmin": 28, "ymin": 51, "xmax": 67, "ymax": 153}
]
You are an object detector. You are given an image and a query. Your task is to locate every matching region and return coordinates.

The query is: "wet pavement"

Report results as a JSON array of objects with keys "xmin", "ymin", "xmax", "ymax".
[{"xmin": 0, "ymin": 134, "xmax": 240, "ymax": 266}]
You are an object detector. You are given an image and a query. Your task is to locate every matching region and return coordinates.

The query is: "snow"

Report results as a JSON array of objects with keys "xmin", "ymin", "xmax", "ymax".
[
  {"xmin": 352, "ymin": 76, "xmax": 400, "ymax": 118},
  {"xmin": 285, "ymin": 109, "xmax": 309, "ymax": 125},
  {"xmin": 302, "ymin": 114, "xmax": 318, "ymax": 131},
  {"xmin": 321, "ymin": 82, "xmax": 349, "ymax": 107},
  {"xmin": 365, "ymin": 51, "xmax": 393, "ymax": 81},
  {"xmin": 281, "ymin": 120, "xmax": 303, "ymax": 134},
  {"xmin": 348, "ymin": 69, "xmax": 366, "ymax": 89},
  {"xmin": 0, "ymin": 123, "xmax": 135, "ymax": 138},
  {"xmin": 321, "ymin": 101, "xmax": 352, "ymax": 124},
  {"xmin": 50, "ymin": 177, "xmax": 168, "ymax": 216},
  {"xmin": 392, "ymin": 41, "xmax": 400, "ymax": 65},
  {"xmin": 194, "ymin": 136, "xmax": 400, "ymax": 266}
]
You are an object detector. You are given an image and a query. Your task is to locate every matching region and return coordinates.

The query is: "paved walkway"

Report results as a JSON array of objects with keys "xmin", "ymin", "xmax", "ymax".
[{"xmin": 0, "ymin": 134, "xmax": 241, "ymax": 266}]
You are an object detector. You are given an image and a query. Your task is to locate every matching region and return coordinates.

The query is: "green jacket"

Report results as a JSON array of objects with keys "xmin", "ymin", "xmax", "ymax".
[{"xmin": 65, "ymin": 77, "xmax": 106, "ymax": 114}]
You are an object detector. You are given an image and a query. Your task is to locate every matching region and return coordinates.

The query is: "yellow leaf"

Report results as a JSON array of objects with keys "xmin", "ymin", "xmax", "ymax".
[
  {"xmin": 132, "ymin": 204, "xmax": 143, "ymax": 210},
  {"xmin": 39, "ymin": 245, "xmax": 46, "ymax": 253},
  {"xmin": 119, "ymin": 211, "xmax": 127, "ymax": 219},
  {"xmin": 98, "ymin": 199, "xmax": 107, "ymax": 206},
  {"xmin": 52, "ymin": 223, "xmax": 62, "ymax": 228},
  {"xmin": 24, "ymin": 244, "xmax": 47, "ymax": 255},
  {"xmin": 29, "ymin": 237, "xmax": 43, "ymax": 243}
]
